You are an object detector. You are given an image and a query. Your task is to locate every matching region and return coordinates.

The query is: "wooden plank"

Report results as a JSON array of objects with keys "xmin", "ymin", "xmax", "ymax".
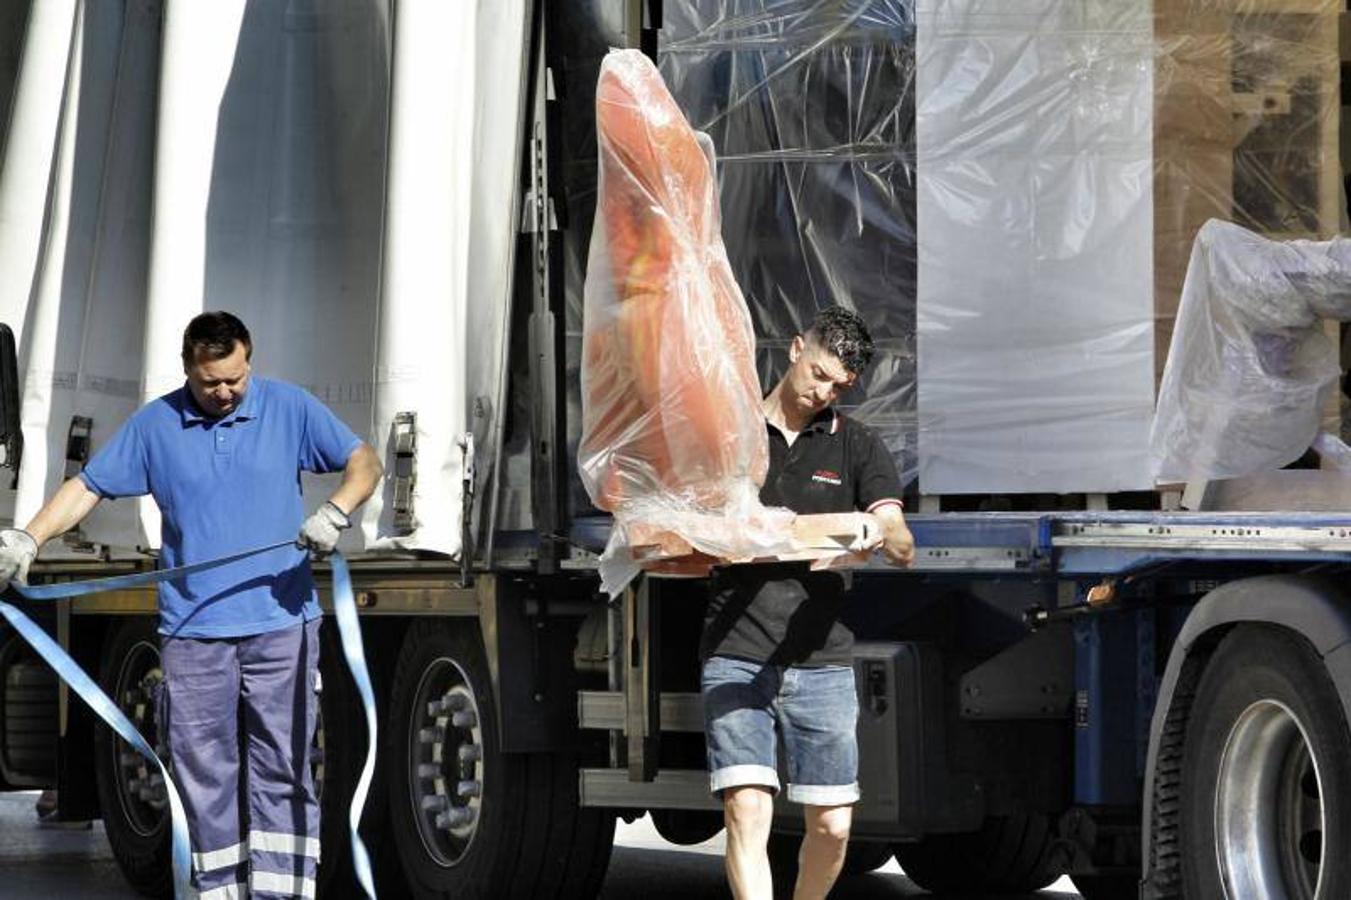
[{"xmin": 622, "ymin": 511, "xmax": 876, "ymax": 571}]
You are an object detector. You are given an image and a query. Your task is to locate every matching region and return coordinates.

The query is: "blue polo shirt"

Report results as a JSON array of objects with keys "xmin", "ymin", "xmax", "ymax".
[{"xmin": 79, "ymin": 377, "xmax": 362, "ymax": 638}]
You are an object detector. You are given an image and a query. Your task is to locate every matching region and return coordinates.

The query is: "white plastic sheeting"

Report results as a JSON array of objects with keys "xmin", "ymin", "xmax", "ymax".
[
  {"xmin": 1151, "ymin": 219, "xmax": 1351, "ymax": 484},
  {"xmin": 0, "ymin": 0, "xmax": 528, "ymax": 560},
  {"xmin": 914, "ymin": 0, "xmax": 1157, "ymax": 494}
]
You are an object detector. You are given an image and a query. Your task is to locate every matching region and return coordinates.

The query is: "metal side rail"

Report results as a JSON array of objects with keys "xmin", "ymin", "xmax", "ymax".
[
  {"xmin": 1050, "ymin": 511, "xmax": 1351, "ymax": 575},
  {"xmin": 569, "ymin": 514, "xmax": 1049, "ymax": 575}
]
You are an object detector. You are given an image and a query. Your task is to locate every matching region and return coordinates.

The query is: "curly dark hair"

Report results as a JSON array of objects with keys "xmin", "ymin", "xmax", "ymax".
[
  {"xmin": 805, "ymin": 306, "xmax": 873, "ymax": 375},
  {"xmin": 181, "ymin": 311, "xmax": 252, "ymax": 364}
]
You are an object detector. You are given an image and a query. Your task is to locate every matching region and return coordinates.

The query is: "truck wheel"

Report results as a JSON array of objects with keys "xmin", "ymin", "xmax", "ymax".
[
  {"xmin": 892, "ymin": 813, "xmax": 1061, "ymax": 894},
  {"xmin": 1180, "ymin": 626, "xmax": 1351, "ymax": 900},
  {"xmin": 94, "ymin": 618, "xmax": 171, "ymax": 899},
  {"xmin": 387, "ymin": 620, "xmax": 615, "ymax": 899}
]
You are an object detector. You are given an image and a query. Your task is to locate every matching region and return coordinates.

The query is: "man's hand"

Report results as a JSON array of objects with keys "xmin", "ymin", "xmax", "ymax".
[
  {"xmin": 297, "ymin": 502, "xmax": 351, "ymax": 557},
  {"xmin": 871, "ymin": 505, "xmax": 915, "ymax": 568},
  {"xmin": 0, "ymin": 529, "xmax": 39, "ymax": 590}
]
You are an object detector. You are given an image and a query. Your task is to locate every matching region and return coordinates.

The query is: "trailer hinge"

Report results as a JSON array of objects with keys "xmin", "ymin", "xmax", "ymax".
[{"xmin": 392, "ymin": 411, "xmax": 417, "ymax": 535}]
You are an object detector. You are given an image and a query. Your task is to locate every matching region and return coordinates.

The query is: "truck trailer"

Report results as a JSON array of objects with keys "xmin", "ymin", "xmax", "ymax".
[{"xmin": 0, "ymin": 2, "xmax": 1348, "ymax": 899}]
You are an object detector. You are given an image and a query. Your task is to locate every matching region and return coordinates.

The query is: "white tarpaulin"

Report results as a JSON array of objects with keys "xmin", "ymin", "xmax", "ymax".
[
  {"xmin": 0, "ymin": 0, "xmax": 527, "ymax": 560},
  {"xmin": 915, "ymin": 0, "xmax": 1157, "ymax": 494}
]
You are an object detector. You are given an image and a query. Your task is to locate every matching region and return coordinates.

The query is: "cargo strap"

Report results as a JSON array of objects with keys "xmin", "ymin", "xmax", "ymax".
[{"xmin": 0, "ymin": 542, "xmax": 378, "ymax": 900}]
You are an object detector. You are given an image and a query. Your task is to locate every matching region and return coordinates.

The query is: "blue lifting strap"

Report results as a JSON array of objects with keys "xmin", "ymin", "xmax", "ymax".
[{"xmin": 1, "ymin": 542, "xmax": 379, "ymax": 900}]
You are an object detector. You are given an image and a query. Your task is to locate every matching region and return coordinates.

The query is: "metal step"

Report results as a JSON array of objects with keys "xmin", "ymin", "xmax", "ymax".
[
  {"xmin": 577, "ymin": 691, "xmax": 704, "ymax": 732},
  {"xmin": 579, "ymin": 768, "xmax": 718, "ymax": 811}
]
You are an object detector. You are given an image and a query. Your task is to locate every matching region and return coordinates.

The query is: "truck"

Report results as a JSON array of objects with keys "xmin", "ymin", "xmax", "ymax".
[{"xmin": 0, "ymin": 1, "xmax": 1347, "ymax": 899}]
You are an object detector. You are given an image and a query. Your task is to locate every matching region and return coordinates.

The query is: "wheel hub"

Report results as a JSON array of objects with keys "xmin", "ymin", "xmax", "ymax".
[
  {"xmin": 1215, "ymin": 698, "xmax": 1324, "ymax": 900},
  {"xmin": 112, "ymin": 641, "xmax": 167, "ymax": 836},
  {"xmin": 408, "ymin": 659, "xmax": 484, "ymax": 867}
]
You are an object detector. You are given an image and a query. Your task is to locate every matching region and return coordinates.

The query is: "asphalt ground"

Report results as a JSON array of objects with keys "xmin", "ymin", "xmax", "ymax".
[{"xmin": 0, "ymin": 792, "xmax": 1085, "ymax": 898}]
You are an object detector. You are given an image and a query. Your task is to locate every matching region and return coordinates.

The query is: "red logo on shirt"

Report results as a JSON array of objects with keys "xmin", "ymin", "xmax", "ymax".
[{"xmin": 811, "ymin": 469, "xmax": 842, "ymax": 486}]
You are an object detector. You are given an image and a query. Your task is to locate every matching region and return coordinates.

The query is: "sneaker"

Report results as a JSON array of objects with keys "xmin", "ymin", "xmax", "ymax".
[{"xmin": 37, "ymin": 807, "xmax": 92, "ymax": 831}]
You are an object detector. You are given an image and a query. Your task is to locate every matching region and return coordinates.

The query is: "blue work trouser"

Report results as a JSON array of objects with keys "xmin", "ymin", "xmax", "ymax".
[{"xmin": 160, "ymin": 618, "xmax": 321, "ymax": 899}]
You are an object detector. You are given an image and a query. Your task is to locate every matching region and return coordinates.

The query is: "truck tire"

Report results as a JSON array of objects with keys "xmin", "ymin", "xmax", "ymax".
[
  {"xmin": 892, "ymin": 813, "xmax": 1061, "ymax": 894},
  {"xmin": 387, "ymin": 620, "xmax": 615, "ymax": 899},
  {"xmin": 1180, "ymin": 626, "xmax": 1350, "ymax": 900},
  {"xmin": 94, "ymin": 618, "xmax": 171, "ymax": 899}
]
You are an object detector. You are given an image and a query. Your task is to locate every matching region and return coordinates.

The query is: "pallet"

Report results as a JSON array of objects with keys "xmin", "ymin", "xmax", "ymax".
[{"xmin": 1154, "ymin": 0, "xmax": 1342, "ymax": 387}]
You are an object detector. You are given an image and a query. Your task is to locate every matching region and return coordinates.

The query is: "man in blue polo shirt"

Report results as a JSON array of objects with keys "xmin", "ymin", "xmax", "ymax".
[{"xmin": 0, "ymin": 311, "xmax": 382, "ymax": 898}]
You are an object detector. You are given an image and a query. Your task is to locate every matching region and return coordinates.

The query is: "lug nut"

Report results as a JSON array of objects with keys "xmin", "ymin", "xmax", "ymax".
[{"xmin": 436, "ymin": 807, "xmax": 476, "ymax": 830}]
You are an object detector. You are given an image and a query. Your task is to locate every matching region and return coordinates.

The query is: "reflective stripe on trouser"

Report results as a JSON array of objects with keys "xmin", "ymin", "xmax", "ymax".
[{"xmin": 161, "ymin": 619, "xmax": 321, "ymax": 897}]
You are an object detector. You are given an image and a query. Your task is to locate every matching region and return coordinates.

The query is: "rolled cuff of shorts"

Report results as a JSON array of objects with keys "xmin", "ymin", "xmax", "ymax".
[
  {"xmin": 710, "ymin": 764, "xmax": 780, "ymax": 796},
  {"xmin": 787, "ymin": 782, "xmax": 860, "ymax": 806}
]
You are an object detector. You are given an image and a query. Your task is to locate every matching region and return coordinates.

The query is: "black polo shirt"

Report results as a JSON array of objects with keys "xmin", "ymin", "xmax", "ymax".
[{"xmin": 700, "ymin": 407, "xmax": 904, "ymax": 666}]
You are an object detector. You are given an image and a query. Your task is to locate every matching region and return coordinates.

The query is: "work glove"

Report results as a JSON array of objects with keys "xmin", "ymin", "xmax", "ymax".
[
  {"xmin": 297, "ymin": 502, "xmax": 350, "ymax": 558},
  {"xmin": 0, "ymin": 529, "xmax": 38, "ymax": 591}
]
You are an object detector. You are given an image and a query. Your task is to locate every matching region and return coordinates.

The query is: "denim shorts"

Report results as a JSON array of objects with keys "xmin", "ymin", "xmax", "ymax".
[{"xmin": 701, "ymin": 655, "xmax": 860, "ymax": 806}]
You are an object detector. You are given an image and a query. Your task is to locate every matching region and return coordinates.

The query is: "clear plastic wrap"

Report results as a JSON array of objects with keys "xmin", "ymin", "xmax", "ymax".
[
  {"xmin": 658, "ymin": 3, "xmax": 920, "ymax": 485},
  {"xmin": 547, "ymin": 0, "xmax": 1341, "ymax": 519},
  {"xmin": 1151, "ymin": 219, "xmax": 1351, "ymax": 483},
  {"xmin": 579, "ymin": 49, "xmax": 796, "ymax": 594}
]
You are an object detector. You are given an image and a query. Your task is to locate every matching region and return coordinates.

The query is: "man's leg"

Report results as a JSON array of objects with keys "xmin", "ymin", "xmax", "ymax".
[
  {"xmin": 724, "ymin": 785, "xmax": 776, "ymax": 899},
  {"xmin": 240, "ymin": 619, "xmax": 321, "ymax": 899},
  {"xmin": 161, "ymin": 634, "xmax": 247, "ymax": 896},
  {"xmin": 702, "ymin": 655, "xmax": 782, "ymax": 900},
  {"xmin": 779, "ymin": 664, "xmax": 860, "ymax": 900},
  {"xmin": 794, "ymin": 803, "xmax": 853, "ymax": 900}
]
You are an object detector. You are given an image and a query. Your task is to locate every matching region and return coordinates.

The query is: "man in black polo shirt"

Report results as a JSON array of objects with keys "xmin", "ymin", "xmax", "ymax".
[{"xmin": 701, "ymin": 307, "xmax": 913, "ymax": 900}]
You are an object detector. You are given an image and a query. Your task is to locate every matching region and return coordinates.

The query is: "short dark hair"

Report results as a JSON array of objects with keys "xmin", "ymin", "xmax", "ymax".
[
  {"xmin": 182, "ymin": 311, "xmax": 252, "ymax": 364},
  {"xmin": 805, "ymin": 306, "xmax": 873, "ymax": 375}
]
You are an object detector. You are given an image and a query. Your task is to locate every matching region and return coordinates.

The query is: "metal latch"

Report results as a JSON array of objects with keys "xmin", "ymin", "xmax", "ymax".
[
  {"xmin": 458, "ymin": 432, "xmax": 475, "ymax": 587},
  {"xmin": 64, "ymin": 416, "xmax": 92, "ymax": 478},
  {"xmin": 63, "ymin": 416, "xmax": 94, "ymax": 551},
  {"xmin": 392, "ymin": 412, "xmax": 417, "ymax": 535}
]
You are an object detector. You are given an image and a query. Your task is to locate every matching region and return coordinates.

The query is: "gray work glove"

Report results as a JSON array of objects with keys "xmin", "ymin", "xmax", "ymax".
[
  {"xmin": 0, "ymin": 529, "xmax": 38, "ymax": 591},
  {"xmin": 297, "ymin": 502, "xmax": 351, "ymax": 557}
]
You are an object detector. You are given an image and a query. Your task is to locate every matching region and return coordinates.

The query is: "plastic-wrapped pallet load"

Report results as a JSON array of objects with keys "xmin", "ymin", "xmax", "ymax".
[
  {"xmin": 1151, "ymin": 219, "xmax": 1351, "ymax": 484},
  {"xmin": 650, "ymin": 0, "xmax": 1342, "ymax": 499},
  {"xmin": 579, "ymin": 49, "xmax": 797, "ymax": 596}
]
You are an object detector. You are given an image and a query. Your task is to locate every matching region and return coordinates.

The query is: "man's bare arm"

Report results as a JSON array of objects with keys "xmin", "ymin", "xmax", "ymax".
[
  {"xmin": 24, "ymin": 477, "xmax": 103, "ymax": 546},
  {"xmin": 327, "ymin": 443, "xmax": 383, "ymax": 517},
  {"xmin": 871, "ymin": 504, "xmax": 914, "ymax": 568}
]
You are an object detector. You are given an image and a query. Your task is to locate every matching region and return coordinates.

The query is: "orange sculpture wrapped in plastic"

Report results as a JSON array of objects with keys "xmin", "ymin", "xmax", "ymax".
[{"xmin": 578, "ymin": 50, "xmax": 785, "ymax": 594}]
